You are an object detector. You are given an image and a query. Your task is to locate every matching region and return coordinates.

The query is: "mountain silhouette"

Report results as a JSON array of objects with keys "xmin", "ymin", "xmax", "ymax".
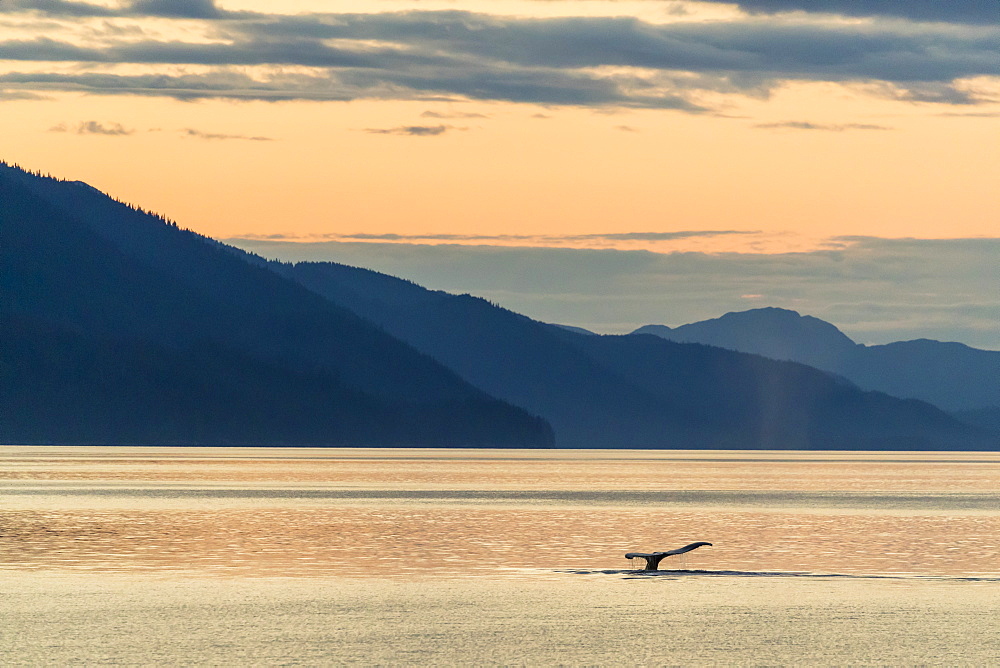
[
  {"xmin": 4, "ymin": 161, "xmax": 994, "ymax": 450},
  {"xmin": 0, "ymin": 162, "xmax": 552, "ymax": 446},
  {"xmin": 262, "ymin": 261, "xmax": 996, "ymax": 450},
  {"xmin": 633, "ymin": 308, "xmax": 1000, "ymax": 413},
  {"xmin": 634, "ymin": 307, "xmax": 857, "ymax": 372}
]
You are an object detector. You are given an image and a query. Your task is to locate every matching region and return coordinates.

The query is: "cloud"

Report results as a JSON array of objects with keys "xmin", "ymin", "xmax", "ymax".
[
  {"xmin": 79, "ymin": 120, "xmax": 133, "ymax": 135},
  {"xmin": 754, "ymin": 121, "xmax": 892, "ymax": 131},
  {"xmin": 364, "ymin": 125, "xmax": 455, "ymax": 136},
  {"xmin": 49, "ymin": 122, "xmax": 276, "ymax": 142},
  {"xmin": 0, "ymin": 71, "xmax": 360, "ymax": 102},
  {"xmin": 243, "ymin": 230, "xmax": 757, "ymax": 245},
  {"xmin": 0, "ymin": 0, "xmax": 247, "ymax": 19},
  {"xmin": 937, "ymin": 111, "xmax": 1000, "ymax": 118},
  {"xmin": 270, "ymin": 12, "xmax": 1000, "ymax": 84},
  {"xmin": 0, "ymin": 89, "xmax": 47, "ymax": 101},
  {"xmin": 0, "ymin": 0, "xmax": 118, "ymax": 17},
  {"xmin": 420, "ymin": 110, "xmax": 488, "ymax": 119},
  {"xmin": 0, "ymin": 8, "xmax": 997, "ymax": 108},
  {"xmin": 571, "ymin": 231, "xmax": 754, "ymax": 242},
  {"xmin": 224, "ymin": 236, "xmax": 1000, "ymax": 350},
  {"xmin": 50, "ymin": 120, "xmax": 134, "ymax": 135},
  {"xmin": 711, "ymin": 1, "xmax": 1000, "ymax": 26},
  {"xmin": 128, "ymin": 0, "xmax": 226, "ymax": 19},
  {"xmin": 182, "ymin": 128, "xmax": 273, "ymax": 141}
]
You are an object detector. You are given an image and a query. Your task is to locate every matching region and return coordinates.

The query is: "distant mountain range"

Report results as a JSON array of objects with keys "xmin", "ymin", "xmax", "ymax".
[
  {"xmin": 257, "ymin": 260, "xmax": 995, "ymax": 450},
  {"xmin": 0, "ymin": 162, "xmax": 551, "ymax": 446},
  {"xmin": 633, "ymin": 307, "xmax": 1000, "ymax": 412},
  {"xmin": 2, "ymin": 161, "xmax": 996, "ymax": 449}
]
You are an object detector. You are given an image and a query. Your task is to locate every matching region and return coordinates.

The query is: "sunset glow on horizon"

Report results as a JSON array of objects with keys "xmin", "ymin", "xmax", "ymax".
[{"xmin": 1, "ymin": 0, "xmax": 997, "ymax": 255}]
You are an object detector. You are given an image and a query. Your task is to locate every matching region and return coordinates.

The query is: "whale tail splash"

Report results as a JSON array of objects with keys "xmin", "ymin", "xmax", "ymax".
[{"xmin": 625, "ymin": 541, "xmax": 713, "ymax": 571}]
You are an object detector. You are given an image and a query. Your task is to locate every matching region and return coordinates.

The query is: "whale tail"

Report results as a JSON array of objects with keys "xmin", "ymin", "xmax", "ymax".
[{"xmin": 625, "ymin": 542, "xmax": 713, "ymax": 571}]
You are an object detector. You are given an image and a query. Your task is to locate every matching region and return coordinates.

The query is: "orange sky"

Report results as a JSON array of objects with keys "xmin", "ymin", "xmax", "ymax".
[{"xmin": 1, "ymin": 0, "xmax": 998, "ymax": 254}]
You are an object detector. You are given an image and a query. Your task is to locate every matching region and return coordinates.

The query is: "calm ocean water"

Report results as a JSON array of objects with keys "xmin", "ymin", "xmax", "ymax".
[{"xmin": 3, "ymin": 446, "xmax": 1000, "ymax": 664}]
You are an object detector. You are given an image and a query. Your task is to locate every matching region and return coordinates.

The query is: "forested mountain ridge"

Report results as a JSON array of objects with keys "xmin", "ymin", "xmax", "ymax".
[
  {"xmin": 4, "ymin": 160, "xmax": 995, "ymax": 450},
  {"xmin": 267, "ymin": 260, "xmax": 997, "ymax": 450},
  {"xmin": 634, "ymin": 308, "xmax": 1000, "ymax": 412},
  {"xmin": 0, "ymin": 161, "xmax": 553, "ymax": 446}
]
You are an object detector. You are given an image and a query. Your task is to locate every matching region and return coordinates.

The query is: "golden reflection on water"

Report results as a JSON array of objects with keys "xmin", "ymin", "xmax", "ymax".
[
  {"xmin": 6, "ymin": 446, "xmax": 1000, "ymax": 492},
  {"xmin": 4, "ymin": 505, "xmax": 1000, "ymax": 578},
  {"xmin": 3, "ymin": 447, "xmax": 1000, "ymax": 578}
]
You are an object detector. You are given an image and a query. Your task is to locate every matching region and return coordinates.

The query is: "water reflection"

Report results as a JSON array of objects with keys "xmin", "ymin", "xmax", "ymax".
[
  {"xmin": 3, "ymin": 447, "xmax": 1000, "ymax": 578},
  {"xmin": 6, "ymin": 446, "xmax": 1000, "ymax": 492},
  {"xmin": 568, "ymin": 568, "xmax": 1000, "ymax": 582}
]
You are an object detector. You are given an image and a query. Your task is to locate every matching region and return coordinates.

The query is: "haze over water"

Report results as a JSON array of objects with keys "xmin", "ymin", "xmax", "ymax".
[{"xmin": 4, "ymin": 446, "xmax": 1000, "ymax": 664}]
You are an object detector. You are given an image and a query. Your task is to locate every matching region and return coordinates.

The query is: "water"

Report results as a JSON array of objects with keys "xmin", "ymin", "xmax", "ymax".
[{"xmin": 3, "ymin": 446, "xmax": 1000, "ymax": 664}]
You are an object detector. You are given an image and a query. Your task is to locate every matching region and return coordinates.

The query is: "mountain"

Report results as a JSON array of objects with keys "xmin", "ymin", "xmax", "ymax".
[
  {"xmin": 634, "ymin": 307, "xmax": 857, "ymax": 372},
  {"xmin": 846, "ymin": 340, "xmax": 1000, "ymax": 412},
  {"xmin": 550, "ymin": 324, "xmax": 597, "ymax": 336},
  {"xmin": 953, "ymin": 407, "xmax": 1000, "ymax": 436},
  {"xmin": 6, "ymin": 161, "xmax": 994, "ymax": 450},
  {"xmin": 259, "ymin": 260, "xmax": 997, "ymax": 450},
  {"xmin": 0, "ymin": 162, "xmax": 552, "ymax": 446},
  {"xmin": 633, "ymin": 308, "xmax": 1000, "ymax": 412},
  {"xmin": 268, "ymin": 262, "xmax": 682, "ymax": 449}
]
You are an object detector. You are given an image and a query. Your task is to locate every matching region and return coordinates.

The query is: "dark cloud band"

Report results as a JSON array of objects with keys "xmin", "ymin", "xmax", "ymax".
[
  {"xmin": 249, "ymin": 230, "xmax": 756, "ymax": 243},
  {"xmin": 364, "ymin": 125, "xmax": 454, "ymax": 136},
  {"xmin": 713, "ymin": 1, "xmax": 999, "ymax": 26},
  {"xmin": 226, "ymin": 236, "xmax": 1000, "ymax": 350},
  {"xmin": 1, "ymin": 6, "xmax": 997, "ymax": 108},
  {"xmin": 754, "ymin": 121, "xmax": 892, "ymax": 131}
]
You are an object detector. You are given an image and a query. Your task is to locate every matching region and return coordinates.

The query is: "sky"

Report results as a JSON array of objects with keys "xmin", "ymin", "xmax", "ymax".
[{"xmin": 2, "ymin": 0, "xmax": 998, "ymax": 346}]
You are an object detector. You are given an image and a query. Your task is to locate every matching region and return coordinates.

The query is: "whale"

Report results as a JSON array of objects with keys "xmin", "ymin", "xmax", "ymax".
[{"xmin": 625, "ymin": 541, "xmax": 713, "ymax": 570}]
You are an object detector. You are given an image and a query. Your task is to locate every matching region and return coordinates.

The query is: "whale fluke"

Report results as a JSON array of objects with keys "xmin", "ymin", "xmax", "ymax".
[{"xmin": 625, "ymin": 542, "xmax": 713, "ymax": 571}]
